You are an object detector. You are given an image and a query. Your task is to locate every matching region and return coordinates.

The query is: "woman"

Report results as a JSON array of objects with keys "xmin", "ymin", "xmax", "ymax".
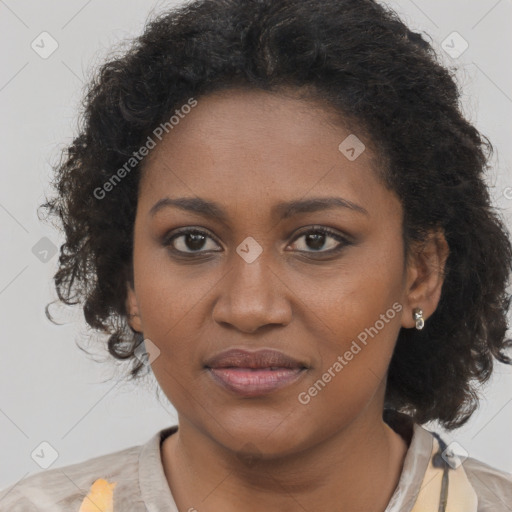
[{"xmin": 1, "ymin": 0, "xmax": 511, "ymax": 510}]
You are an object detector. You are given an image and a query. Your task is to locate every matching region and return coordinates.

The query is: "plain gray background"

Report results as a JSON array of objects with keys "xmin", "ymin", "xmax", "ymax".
[{"xmin": 1, "ymin": 0, "xmax": 511, "ymax": 491}]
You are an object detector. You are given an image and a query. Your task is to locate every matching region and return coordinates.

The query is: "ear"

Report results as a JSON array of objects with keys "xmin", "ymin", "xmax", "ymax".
[
  {"xmin": 125, "ymin": 281, "xmax": 143, "ymax": 333},
  {"xmin": 401, "ymin": 228, "xmax": 450, "ymax": 329}
]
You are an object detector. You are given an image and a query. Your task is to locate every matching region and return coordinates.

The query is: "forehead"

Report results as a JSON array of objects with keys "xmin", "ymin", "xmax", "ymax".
[{"xmin": 138, "ymin": 88, "xmax": 395, "ymax": 221}]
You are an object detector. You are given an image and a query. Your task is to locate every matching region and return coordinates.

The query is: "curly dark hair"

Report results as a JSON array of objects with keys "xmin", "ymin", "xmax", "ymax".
[{"xmin": 39, "ymin": 0, "xmax": 512, "ymax": 429}]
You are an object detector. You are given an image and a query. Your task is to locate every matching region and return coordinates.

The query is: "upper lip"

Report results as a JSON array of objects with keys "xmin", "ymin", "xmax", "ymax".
[{"xmin": 204, "ymin": 348, "xmax": 308, "ymax": 369}]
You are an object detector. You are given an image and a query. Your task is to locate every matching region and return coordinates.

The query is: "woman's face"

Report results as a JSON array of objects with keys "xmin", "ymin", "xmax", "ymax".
[{"xmin": 127, "ymin": 88, "xmax": 424, "ymax": 456}]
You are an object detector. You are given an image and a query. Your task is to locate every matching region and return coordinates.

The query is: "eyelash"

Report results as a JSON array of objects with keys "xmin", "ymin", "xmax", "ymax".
[{"xmin": 162, "ymin": 226, "xmax": 352, "ymax": 258}]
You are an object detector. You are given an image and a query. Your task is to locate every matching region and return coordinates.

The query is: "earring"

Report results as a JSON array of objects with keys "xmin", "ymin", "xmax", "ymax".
[{"xmin": 412, "ymin": 307, "xmax": 424, "ymax": 330}]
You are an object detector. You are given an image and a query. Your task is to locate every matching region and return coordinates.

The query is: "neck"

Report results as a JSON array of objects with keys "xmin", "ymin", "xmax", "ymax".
[{"xmin": 161, "ymin": 408, "xmax": 410, "ymax": 512}]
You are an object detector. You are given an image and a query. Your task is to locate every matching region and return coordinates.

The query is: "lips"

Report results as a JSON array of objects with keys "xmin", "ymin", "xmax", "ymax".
[
  {"xmin": 204, "ymin": 348, "xmax": 307, "ymax": 370},
  {"xmin": 204, "ymin": 349, "xmax": 308, "ymax": 397}
]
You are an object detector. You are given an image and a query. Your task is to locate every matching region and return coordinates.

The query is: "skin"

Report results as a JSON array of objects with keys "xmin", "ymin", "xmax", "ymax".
[{"xmin": 126, "ymin": 87, "xmax": 449, "ymax": 512}]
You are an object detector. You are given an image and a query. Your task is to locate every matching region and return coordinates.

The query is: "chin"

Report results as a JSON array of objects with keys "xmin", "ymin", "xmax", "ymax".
[{"xmin": 205, "ymin": 413, "xmax": 317, "ymax": 460}]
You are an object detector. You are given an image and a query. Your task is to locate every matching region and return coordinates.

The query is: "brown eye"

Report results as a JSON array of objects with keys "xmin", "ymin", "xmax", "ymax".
[
  {"xmin": 289, "ymin": 227, "xmax": 351, "ymax": 254},
  {"xmin": 163, "ymin": 229, "xmax": 221, "ymax": 254}
]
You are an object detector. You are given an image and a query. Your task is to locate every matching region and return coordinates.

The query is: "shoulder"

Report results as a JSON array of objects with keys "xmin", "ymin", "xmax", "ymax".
[
  {"xmin": 0, "ymin": 443, "xmax": 142, "ymax": 512},
  {"xmin": 388, "ymin": 413, "xmax": 512, "ymax": 512},
  {"xmin": 410, "ymin": 418, "xmax": 512, "ymax": 510},
  {"xmin": 462, "ymin": 455, "xmax": 512, "ymax": 510}
]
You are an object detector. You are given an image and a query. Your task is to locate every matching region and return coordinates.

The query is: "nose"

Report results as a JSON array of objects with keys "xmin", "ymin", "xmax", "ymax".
[{"xmin": 211, "ymin": 253, "xmax": 293, "ymax": 334}]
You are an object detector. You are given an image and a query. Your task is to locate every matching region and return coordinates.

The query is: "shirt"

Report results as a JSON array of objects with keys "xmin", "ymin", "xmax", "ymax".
[{"xmin": 1, "ymin": 413, "xmax": 511, "ymax": 511}]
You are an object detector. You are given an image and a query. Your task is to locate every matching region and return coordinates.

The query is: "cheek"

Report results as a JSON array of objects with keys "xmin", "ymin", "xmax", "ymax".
[
  {"xmin": 131, "ymin": 240, "xmax": 191, "ymax": 365},
  {"xmin": 298, "ymin": 229, "xmax": 405, "ymax": 399},
  {"xmin": 132, "ymin": 232, "xmax": 209, "ymax": 329},
  {"xmin": 131, "ymin": 241, "xmax": 226, "ymax": 395},
  {"xmin": 303, "ymin": 228, "xmax": 405, "ymax": 340},
  {"xmin": 294, "ymin": 303, "xmax": 402, "ymax": 439}
]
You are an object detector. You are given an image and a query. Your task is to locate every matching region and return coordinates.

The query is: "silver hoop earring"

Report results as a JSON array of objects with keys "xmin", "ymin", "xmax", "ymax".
[{"xmin": 413, "ymin": 307, "xmax": 424, "ymax": 330}]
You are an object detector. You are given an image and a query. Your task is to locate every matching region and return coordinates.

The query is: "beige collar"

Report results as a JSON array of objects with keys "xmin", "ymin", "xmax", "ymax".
[{"xmin": 410, "ymin": 434, "xmax": 478, "ymax": 512}]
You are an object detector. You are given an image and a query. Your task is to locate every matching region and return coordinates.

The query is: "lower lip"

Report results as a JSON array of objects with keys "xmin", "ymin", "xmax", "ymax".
[{"xmin": 207, "ymin": 367, "xmax": 306, "ymax": 397}]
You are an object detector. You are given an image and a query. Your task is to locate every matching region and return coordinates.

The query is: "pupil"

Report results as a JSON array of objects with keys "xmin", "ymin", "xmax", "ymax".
[
  {"xmin": 307, "ymin": 233, "xmax": 325, "ymax": 250},
  {"xmin": 187, "ymin": 233, "xmax": 205, "ymax": 251}
]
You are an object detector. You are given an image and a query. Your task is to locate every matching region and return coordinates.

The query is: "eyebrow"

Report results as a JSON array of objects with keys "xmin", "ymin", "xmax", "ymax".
[{"xmin": 149, "ymin": 196, "xmax": 369, "ymax": 221}]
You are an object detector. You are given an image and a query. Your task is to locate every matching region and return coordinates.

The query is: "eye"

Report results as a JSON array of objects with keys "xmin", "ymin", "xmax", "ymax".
[
  {"xmin": 288, "ymin": 226, "xmax": 351, "ymax": 254},
  {"xmin": 162, "ymin": 225, "xmax": 352, "ymax": 258},
  {"xmin": 163, "ymin": 228, "xmax": 221, "ymax": 255}
]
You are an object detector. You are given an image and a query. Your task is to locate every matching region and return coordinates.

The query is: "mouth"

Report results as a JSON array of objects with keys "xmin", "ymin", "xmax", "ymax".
[{"xmin": 204, "ymin": 348, "xmax": 308, "ymax": 397}]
